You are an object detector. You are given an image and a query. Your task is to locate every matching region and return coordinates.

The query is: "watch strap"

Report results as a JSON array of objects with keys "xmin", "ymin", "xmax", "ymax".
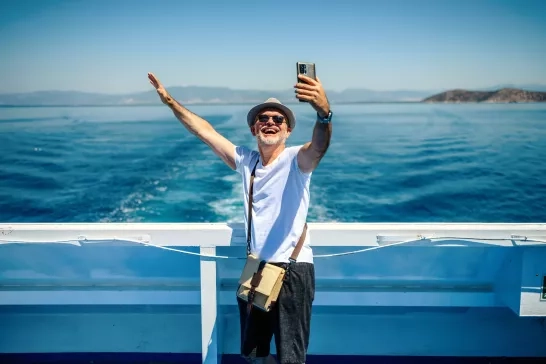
[{"xmin": 317, "ymin": 110, "xmax": 332, "ymax": 123}]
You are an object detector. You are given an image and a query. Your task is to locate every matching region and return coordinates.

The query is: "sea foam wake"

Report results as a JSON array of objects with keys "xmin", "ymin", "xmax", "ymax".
[{"xmin": 1, "ymin": 103, "xmax": 545, "ymax": 223}]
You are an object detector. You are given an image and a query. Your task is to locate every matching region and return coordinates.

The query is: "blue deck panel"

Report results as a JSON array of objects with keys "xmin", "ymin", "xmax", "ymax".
[
  {"xmin": 1, "ymin": 223, "xmax": 545, "ymax": 362},
  {"xmin": 1, "ymin": 354, "xmax": 546, "ymax": 364}
]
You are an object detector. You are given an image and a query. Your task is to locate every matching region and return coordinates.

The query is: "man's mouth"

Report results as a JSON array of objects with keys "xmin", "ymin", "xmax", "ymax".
[{"xmin": 261, "ymin": 128, "xmax": 277, "ymax": 135}]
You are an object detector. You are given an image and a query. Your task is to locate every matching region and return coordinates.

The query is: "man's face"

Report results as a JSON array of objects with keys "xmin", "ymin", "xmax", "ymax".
[{"xmin": 251, "ymin": 108, "xmax": 291, "ymax": 146}]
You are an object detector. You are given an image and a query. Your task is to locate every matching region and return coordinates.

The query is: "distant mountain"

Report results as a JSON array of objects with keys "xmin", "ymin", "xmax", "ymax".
[
  {"xmin": 476, "ymin": 84, "xmax": 546, "ymax": 92},
  {"xmin": 3, "ymin": 84, "xmax": 545, "ymax": 106},
  {"xmin": 0, "ymin": 87, "xmax": 436, "ymax": 106},
  {"xmin": 422, "ymin": 88, "xmax": 546, "ymax": 103}
]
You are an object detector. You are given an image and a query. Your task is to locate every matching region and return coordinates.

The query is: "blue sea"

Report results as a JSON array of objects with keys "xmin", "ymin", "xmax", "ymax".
[{"xmin": 1, "ymin": 103, "xmax": 545, "ymax": 223}]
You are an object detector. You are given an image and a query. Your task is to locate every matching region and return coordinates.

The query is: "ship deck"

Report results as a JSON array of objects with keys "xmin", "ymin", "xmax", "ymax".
[{"xmin": 1, "ymin": 222, "xmax": 545, "ymax": 363}]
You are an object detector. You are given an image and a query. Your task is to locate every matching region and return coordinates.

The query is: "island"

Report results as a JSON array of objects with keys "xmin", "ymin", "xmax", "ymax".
[{"xmin": 422, "ymin": 88, "xmax": 546, "ymax": 103}]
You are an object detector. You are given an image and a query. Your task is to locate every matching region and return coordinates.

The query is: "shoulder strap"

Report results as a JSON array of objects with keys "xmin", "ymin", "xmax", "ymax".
[
  {"xmin": 289, "ymin": 223, "xmax": 308, "ymax": 262},
  {"xmin": 246, "ymin": 159, "xmax": 259, "ymax": 256},
  {"xmin": 246, "ymin": 158, "xmax": 308, "ymax": 261}
]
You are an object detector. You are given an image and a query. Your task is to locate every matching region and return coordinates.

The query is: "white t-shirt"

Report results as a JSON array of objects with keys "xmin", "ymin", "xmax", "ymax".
[{"xmin": 234, "ymin": 144, "xmax": 313, "ymax": 264}]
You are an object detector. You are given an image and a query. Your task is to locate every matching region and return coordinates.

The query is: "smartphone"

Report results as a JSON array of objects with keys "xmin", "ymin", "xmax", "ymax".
[{"xmin": 296, "ymin": 62, "xmax": 316, "ymax": 102}]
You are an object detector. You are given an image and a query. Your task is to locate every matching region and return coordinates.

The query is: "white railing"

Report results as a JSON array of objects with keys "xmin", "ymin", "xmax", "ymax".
[
  {"xmin": 1, "ymin": 222, "xmax": 546, "ymax": 362},
  {"xmin": 2, "ymin": 222, "xmax": 546, "ymax": 247}
]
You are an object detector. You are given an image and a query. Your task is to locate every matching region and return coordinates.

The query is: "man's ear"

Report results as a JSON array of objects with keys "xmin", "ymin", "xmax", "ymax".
[{"xmin": 250, "ymin": 126, "xmax": 256, "ymax": 136}]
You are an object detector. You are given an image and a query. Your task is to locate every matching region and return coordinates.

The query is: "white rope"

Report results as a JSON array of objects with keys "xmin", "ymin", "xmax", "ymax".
[
  {"xmin": 0, "ymin": 238, "xmax": 244, "ymax": 259},
  {"xmin": 311, "ymin": 236, "xmax": 546, "ymax": 258},
  {"xmin": 0, "ymin": 239, "xmax": 80, "ymax": 244},
  {"xmin": 313, "ymin": 236, "xmax": 429, "ymax": 258},
  {"xmin": 1, "ymin": 235, "xmax": 545, "ymax": 260},
  {"xmin": 99, "ymin": 238, "xmax": 245, "ymax": 259}
]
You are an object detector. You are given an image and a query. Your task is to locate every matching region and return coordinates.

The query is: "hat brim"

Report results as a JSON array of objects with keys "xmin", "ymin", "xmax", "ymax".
[{"xmin": 247, "ymin": 102, "xmax": 296, "ymax": 129}]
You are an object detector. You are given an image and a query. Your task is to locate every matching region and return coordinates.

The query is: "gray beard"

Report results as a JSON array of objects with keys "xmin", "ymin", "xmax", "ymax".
[{"xmin": 256, "ymin": 131, "xmax": 287, "ymax": 146}]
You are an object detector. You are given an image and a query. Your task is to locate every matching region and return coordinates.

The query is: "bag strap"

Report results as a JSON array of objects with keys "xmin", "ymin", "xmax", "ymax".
[
  {"xmin": 289, "ymin": 223, "xmax": 308, "ymax": 263},
  {"xmin": 246, "ymin": 159, "xmax": 259, "ymax": 256},
  {"xmin": 246, "ymin": 158, "xmax": 308, "ymax": 262}
]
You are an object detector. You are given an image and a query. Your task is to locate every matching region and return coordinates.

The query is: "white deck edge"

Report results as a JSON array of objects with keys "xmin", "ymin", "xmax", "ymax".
[{"xmin": 1, "ymin": 222, "xmax": 546, "ymax": 247}]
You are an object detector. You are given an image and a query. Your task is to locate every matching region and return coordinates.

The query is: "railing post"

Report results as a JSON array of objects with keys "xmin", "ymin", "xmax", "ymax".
[{"xmin": 200, "ymin": 246, "xmax": 222, "ymax": 364}]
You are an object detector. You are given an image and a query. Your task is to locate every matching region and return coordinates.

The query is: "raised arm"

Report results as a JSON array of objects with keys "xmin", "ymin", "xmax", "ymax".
[
  {"xmin": 294, "ymin": 74, "xmax": 333, "ymax": 173},
  {"xmin": 148, "ymin": 72, "xmax": 236, "ymax": 170}
]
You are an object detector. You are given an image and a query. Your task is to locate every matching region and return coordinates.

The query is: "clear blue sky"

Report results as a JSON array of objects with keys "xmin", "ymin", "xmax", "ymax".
[{"xmin": 1, "ymin": 0, "xmax": 545, "ymax": 94}]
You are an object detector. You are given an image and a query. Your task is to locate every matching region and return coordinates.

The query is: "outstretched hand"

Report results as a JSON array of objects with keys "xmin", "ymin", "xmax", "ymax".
[
  {"xmin": 148, "ymin": 72, "xmax": 172, "ymax": 105},
  {"xmin": 294, "ymin": 74, "xmax": 330, "ymax": 117}
]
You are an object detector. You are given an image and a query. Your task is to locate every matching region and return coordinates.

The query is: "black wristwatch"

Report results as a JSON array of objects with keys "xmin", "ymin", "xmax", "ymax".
[{"xmin": 317, "ymin": 110, "xmax": 333, "ymax": 124}]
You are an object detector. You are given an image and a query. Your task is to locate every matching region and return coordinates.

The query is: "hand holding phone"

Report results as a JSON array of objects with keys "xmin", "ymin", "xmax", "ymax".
[
  {"xmin": 296, "ymin": 62, "xmax": 316, "ymax": 102},
  {"xmin": 294, "ymin": 62, "xmax": 330, "ymax": 117}
]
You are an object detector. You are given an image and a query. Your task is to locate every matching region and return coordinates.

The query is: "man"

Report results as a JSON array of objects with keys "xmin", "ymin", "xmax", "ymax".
[{"xmin": 147, "ymin": 71, "xmax": 332, "ymax": 364}]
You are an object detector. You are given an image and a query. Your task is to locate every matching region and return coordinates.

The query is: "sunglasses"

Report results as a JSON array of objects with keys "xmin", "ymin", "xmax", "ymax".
[{"xmin": 257, "ymin": 114, "xmax": 285, "ymax": 124}]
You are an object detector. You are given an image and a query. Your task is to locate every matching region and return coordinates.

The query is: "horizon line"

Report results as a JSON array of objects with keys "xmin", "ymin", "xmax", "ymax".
[
  {"xmin": 2, "ymin": 83, "xmax": 546, "ymax": 96},
  {"xmin": 0, "ymin": 86, "xmax": 438, "ymax": 95}
]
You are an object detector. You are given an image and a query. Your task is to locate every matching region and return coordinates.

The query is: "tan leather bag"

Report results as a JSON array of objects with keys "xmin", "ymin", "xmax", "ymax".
[{"xmin": 236, "ymin": 159, "xmax": 308, "ymax": 312}]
